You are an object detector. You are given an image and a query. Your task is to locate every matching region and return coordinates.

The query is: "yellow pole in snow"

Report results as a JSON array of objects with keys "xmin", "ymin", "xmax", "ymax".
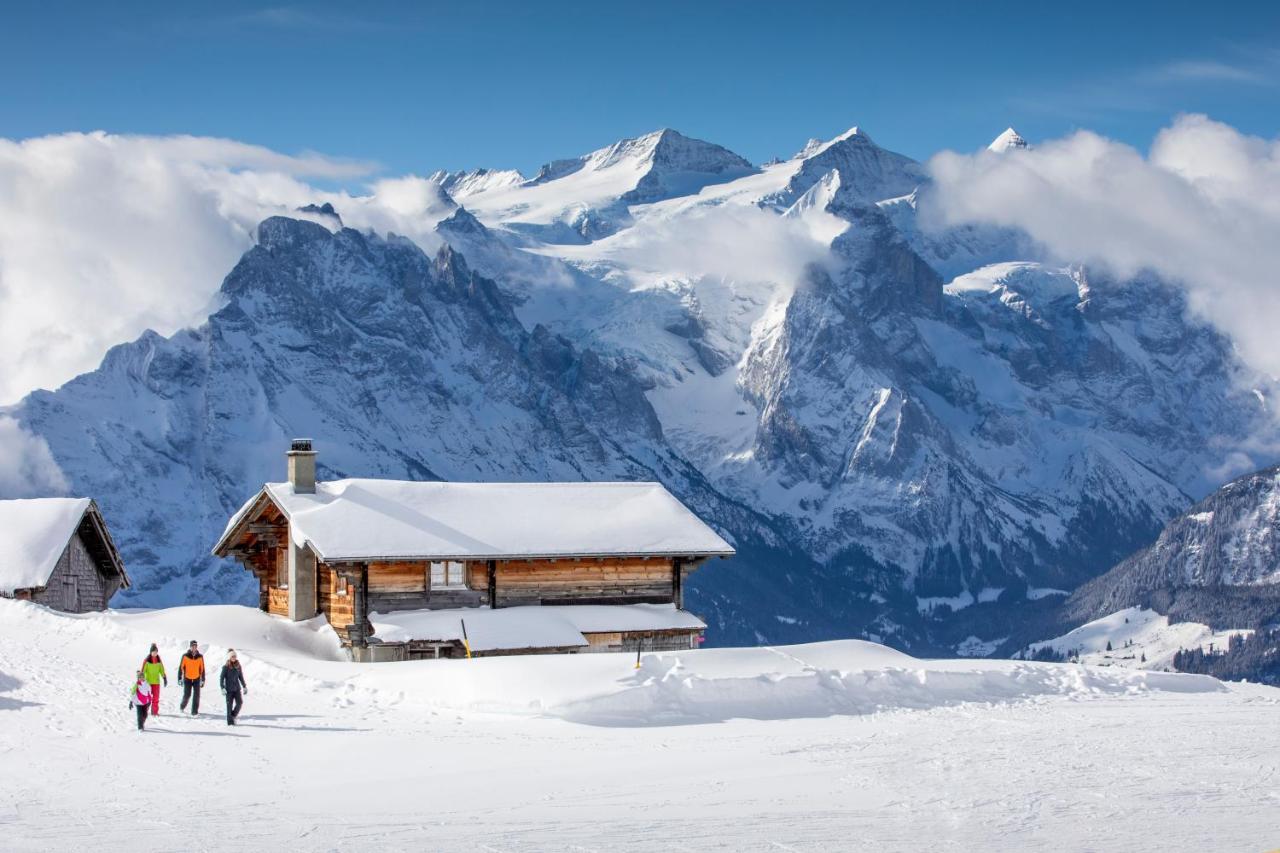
[{"xmin": 461, "ymin": 618, "xmax": 472, "ymax": 659}]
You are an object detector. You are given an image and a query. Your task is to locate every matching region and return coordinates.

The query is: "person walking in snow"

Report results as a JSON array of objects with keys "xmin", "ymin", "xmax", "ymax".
[
  {"xmin": 140, "ymin": 643, "xmax": 167, "ymax": 717},
  {"xmin": 129, "ymin": 670, "xmax": 152, "ymax": 731},
  {"xmin": 177, "ymin": 640, "xmax": 206, "ymax": 716},
  {"xmin": 219, "ymin": 649, "xmax": 248, "ymax": 726}
]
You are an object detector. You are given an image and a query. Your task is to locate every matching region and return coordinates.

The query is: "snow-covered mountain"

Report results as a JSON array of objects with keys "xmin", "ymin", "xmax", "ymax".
[
  {"xmin": 1064, "ymin": 464, "xmax": 1280, "ymax": 628},
  {"xmin": 7, "ymin": 125, "xmax": 1277, "ymax": 652}
]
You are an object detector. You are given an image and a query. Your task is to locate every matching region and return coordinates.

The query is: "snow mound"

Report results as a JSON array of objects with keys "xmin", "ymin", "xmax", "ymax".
[
  {"xmin": 552, "ymin": 642, "xmax": 1223, "ymax": 726},
  {"xmin": 0, "ymin": 601, "xmax": 1225, "ymax": 731}
]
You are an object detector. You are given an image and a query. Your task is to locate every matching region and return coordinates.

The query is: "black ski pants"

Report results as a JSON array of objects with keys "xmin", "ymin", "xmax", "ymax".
[
  {"xmin": 135, "ymin": 703, "xmax": 148, "ymax": 730},
  {"xmin": 180, "ymin": 678, "xmax": 202, "ymax": 714},
  {"xmin": 225, "ymin": 690, "xmax": 243, "ymax": 724}
]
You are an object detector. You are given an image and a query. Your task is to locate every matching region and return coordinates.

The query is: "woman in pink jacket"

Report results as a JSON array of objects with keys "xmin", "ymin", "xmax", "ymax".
[{"xmin": 129, "ymin": 671, "xmax": 152, "ymax": 731}]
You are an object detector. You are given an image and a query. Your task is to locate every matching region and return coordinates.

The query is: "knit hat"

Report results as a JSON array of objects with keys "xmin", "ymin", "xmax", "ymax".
[{"xmin": 149, "ymin": 643, "xmax": 158, "ymax": 652}]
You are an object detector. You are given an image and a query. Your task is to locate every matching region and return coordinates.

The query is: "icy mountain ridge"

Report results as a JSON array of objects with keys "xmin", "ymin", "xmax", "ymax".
[{"xmin": 7, "ymin": 124, "xmax": 1278, "ymax": 652}]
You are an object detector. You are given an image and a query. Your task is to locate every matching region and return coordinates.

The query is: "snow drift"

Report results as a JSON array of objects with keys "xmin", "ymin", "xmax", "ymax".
[{"xmin": 0, "ymin": 600, "xmax": 1223, "ymax": 728}]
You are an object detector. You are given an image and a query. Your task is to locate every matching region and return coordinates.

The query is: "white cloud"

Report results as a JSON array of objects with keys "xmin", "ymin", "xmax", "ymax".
[
  {"xmin": 923, "ymin": 114, "xmax": 1280, "ymax": 377},
  {"xmin": 597, "ymin": 203, "xmax": 833, "ymax": 285},
  {"xmin": 0, "ymin": 132, "xmax": 457, "ymax": 405},
  {"xmin": 0, "ymin": 417, "xmax": 69, "ymax": 498}
]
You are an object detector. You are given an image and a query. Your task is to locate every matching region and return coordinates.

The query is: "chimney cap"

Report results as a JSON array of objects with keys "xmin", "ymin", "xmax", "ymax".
[{"xmin": 290, "ymin": 438, "xmax": 314, "ymax": 453}]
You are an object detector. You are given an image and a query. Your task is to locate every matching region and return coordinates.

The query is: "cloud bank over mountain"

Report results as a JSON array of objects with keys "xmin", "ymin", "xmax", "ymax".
[
  {"xmin": 924, "ymin": 113, "xmax": 1280, "ymax": 377},
  {"xmin": 2, "ymin": 116, "xmax": 1280, "ymax": 409},
  {"xmin": 0, "ymin": 417, "xmax": 67, "ymax": 498},
  {"xmin": 0, "ymin": 133, "xmax": 450, "ymax": 404}
]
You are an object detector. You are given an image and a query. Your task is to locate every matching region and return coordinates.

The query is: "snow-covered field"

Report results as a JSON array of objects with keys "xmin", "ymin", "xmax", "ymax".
[{"xmin": 1, "ymin": 600, "xmax": 1277, "ymax": 851}]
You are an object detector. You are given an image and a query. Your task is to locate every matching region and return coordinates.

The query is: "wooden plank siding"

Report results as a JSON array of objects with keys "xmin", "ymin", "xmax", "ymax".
[
  {"xmin": 582, "ymin": 629, "xmax": 700, "ymax": 653},
  {"xmin": 363, "ymin": 560, "xmax": 484, "ymax": 613},
  {"xmin": 491, "ymin": 557, "xmax": 677, "ymax": 607},
  {"xmin": 317, "ymin": 563, "xmax": 356, "ymax": 641},
  {"xmin": 266, "ymin": 586, "xmax": 289, "ymax": 617},
  {"xmin": 27, "ymin": 530, "xmax": 116, "ymax": 613}
]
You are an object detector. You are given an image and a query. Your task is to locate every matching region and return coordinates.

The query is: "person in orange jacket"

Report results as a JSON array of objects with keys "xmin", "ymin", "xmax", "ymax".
[{"xmin": 177, "ymin": 640, "xmax": 206, "ymax": 716}]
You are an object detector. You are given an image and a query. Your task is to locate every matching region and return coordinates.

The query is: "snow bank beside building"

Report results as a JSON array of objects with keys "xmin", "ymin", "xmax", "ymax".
[{"xmin": 0, "ymin": 600, "xmax": 1224, "ymax": 726}]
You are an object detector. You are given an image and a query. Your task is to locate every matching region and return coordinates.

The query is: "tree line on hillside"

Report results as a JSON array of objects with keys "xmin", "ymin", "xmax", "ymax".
[{"xmin": 1172, "ymin": 630, "xmax": 1280, "ymax": 685}]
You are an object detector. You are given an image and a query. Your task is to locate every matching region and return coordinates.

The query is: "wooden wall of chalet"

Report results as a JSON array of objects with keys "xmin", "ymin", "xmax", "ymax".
[
  {"xmin": 244, "ymin": 546, "xmax": 290, "ymax": 618},
  {"xmin": 28, "ymin": 529, "xmax": 118, "ymax": 613},
  {"xmin": 582, "ymin": 628, "xmax": 699, "ymax": 653},
  {"xmin": 317, "ymin": 563, "xmax": 356, "ymax": 641},
  {"xmin": 473, "ymin": 557, "xmax": 679, "ymax": 607},
  {"xmin": 364, "ymin": 561, "xmax": 482, "ymax": 613}
]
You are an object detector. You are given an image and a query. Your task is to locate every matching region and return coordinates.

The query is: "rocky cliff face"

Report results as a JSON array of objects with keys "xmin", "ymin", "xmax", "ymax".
[
  {"xmin": 1064, "ymin": 465, "xmax": 1280, "ymax": 627},
  {"xmin": 8, "ymin": 125, "xmax": 1278, "ymax": 653}
]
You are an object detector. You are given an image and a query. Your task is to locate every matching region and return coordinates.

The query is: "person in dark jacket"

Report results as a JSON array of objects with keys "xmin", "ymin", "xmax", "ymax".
[
  {"xmin": 219, "ymin": 649, "xmax": 248, "ymax": 726},
  {"xmin": 178, "ymin": 640, "xmax": 205, "ymax": 716}
]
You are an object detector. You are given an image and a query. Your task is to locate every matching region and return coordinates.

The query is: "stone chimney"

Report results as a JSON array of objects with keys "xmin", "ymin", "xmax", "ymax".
[{"xmin": 287, "ymin": 438, "xmax": 317, "ymax": 494}]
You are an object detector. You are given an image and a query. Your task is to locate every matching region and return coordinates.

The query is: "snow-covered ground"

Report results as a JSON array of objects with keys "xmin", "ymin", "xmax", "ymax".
[
  {"xmin": 1, "ymin": 600, "xmax": 1277, "ymax": 851},
  {"xmin": 1027, "ymin": 606, "xmax": 1253, "ymax": 671}
]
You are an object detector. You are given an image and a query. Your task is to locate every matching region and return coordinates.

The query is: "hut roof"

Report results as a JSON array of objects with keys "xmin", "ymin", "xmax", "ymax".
[
  {"xmin": 215, "ymin": 479, "xmax": 734, "ymax": 563},
  {"xmin": 0, "ymin": 498, "xmax": 129, "ymax": 593}
]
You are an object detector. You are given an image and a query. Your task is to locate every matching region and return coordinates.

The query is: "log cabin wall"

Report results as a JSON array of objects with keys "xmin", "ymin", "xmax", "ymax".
[
  {"xmin": 266, "ymin": 585, "xmax": 289, "ymax": 617},
  {"xmin": 28, "ymin": 529, "xmax": 114, "ymax": 613},
  {"xmin": 490, "ymin": 557, "xmax": 676, "ymax": 607},
  {"xmin": 317, "ymin": 562, "xmax": 356, "ymax": 641},
  {"xmin": 366, "ymin": 561, "xmax": 483, "ymax": 613},
  {"xmin": 582, "ymin": 629, "xmax": 700, "ymax": 653}
]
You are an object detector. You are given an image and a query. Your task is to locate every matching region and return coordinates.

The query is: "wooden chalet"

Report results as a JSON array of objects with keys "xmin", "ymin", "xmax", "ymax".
[
  {"xmin": 213, "ymin": 440, "xmax": 734, "ymax": 661},
  {"xmin": 0, "ymin": 498, "xmax": 130, "ymax": 612}
]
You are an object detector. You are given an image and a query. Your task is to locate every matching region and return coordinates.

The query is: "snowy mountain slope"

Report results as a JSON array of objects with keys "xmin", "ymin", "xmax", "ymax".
[
  {"xmin": 8, "ymin": 123, "xmax": 1280, "ymax": 653},
  {"xmin": 455, "ymin": 129, "xmax": 756, "ymax": 243},
  {"xmin": 1063, "ymin": 464, "xmax": 1280, "ymax": 629},
  {"xmin": 4, "ymin": 599, "xmax": 1278, "ymax": 853},
  {"xmin": 763, "ymin": 126, "xmax": 925, "ymax": 209},
  {"xmin": 427, "ymin": 167, "xmax": 525, "ymax": 198},
  {"xmin": 1025, "ymin": 606, "xmax": 1251, "ymax": 670}
]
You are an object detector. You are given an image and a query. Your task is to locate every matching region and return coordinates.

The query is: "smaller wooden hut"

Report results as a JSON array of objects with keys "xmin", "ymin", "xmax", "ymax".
[{"xmin": 0, "ymin": 498, "xmax": 130, "ymax": 612}]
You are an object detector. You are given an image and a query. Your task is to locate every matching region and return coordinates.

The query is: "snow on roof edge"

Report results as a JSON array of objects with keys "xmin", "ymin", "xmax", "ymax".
[
  {"xmin": 214, "ymin": 479, "xmax": 736, "ymax": 562},
  {"xmin": 0, "ymin": 497, "xmax": 95, "ymax": 592}
]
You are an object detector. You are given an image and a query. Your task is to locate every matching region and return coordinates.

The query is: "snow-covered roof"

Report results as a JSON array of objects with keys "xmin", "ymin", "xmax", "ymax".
[
  {"xmin": 369, "ymin": 603, "xmax": 706, "ymax": 651},
  {"xmin": 0, "ymin": 498, "xmax": 93, "ymax": 592},
  {"xmin": 215, "ymin": 479, "xmax": 734, "ymax": 563}
]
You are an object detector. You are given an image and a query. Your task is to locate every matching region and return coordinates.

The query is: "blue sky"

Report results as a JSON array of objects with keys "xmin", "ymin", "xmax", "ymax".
[{"xmin": 3, "ymin": 1, "xmax": 1280, "ymax": 178}]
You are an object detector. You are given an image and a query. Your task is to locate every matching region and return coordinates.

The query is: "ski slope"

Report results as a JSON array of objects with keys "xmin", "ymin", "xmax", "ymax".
[{"xmin": 0, "ymin": 600, "xmax": 1277, "ymax": 851}]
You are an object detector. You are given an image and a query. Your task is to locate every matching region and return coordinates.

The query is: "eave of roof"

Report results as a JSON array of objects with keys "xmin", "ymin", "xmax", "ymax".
[{"xmin": 213, "ymin": 481, "xmax": 736, "ymax": 563}]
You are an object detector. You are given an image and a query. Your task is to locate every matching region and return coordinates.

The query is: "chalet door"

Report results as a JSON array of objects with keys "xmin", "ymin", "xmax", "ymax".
[{"xmin": 63, "ymin": 576, "xmax": 79, "ymax": 611}]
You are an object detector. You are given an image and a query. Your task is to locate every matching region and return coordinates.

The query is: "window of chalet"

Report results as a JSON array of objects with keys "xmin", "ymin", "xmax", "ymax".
[
  {"xmin": 430, "ymin": 560, "xmax": 467, "ymax": 590},
  {"xmin": 275, "ymin": 549, "xmax": 288, "ymax": 588}
]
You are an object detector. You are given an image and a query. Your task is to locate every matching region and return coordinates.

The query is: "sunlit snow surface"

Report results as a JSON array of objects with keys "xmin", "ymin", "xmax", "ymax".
[
  {"xmin": 1, "ymin": 600, "xmax": 1276, "ymax": 851},
  {"xmin": 1029, "ymin": 606, "xmax": 1252, "ymax": 670}
]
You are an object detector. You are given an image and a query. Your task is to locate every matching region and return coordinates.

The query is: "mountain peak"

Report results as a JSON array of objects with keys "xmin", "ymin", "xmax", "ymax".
[
  {"xmin": 296, "ymin": 202, "xmax": 343, "ymax": 227},
  {"xmin": 988, "ymin": 127, "xmax": 1029, "ymax": 152},
  {"xmin": 795, "ymin": 127, "xmax": 874, "ymax": 160},
  {"xmin": 429, "ymin": 168, "xmax": 526, "ymax": 199},
  {"xmin": 774, "ymin": 125, "xmax": 922, "ymax": 208}
]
